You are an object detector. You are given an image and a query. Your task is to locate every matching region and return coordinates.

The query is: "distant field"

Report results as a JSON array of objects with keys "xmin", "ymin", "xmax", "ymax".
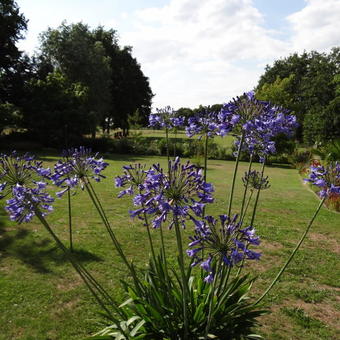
[
  {"xmin": 0, "ymin": 154, "xmax": 339, "ymax": 339},
  {"xmin": 130, "ymin": 128, "xmax": 236, "ymax": 147}
]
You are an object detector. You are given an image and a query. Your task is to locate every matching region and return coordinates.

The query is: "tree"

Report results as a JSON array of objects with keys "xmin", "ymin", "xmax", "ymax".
[
  {"xmin": 0, "ymin": 0, "xmax": 27, "ymax": 70},
  {"xmin": 256, "ymin": 49, "xmax": 339, "ymax": 143},
  {"xmin": 93, "ymin": 27, "xmax": 153, "ymax": 135},
  {"xmin": 39, "ymin": 22, "xmax": 112, "ymax": 138},
  {"xmin": 22, "ymin": 71, "xmax": 89, "ymax": 146},
  {"xmin": 38, "ymin": 24, "xmax": 153, "ymax": 137},
  {"xmin": 0, "ymin": 0, "xmax": 27, "ymax": 133}
]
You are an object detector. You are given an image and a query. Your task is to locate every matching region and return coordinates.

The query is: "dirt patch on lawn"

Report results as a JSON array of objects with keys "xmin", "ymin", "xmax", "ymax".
[
  {"xmin": 288, "ymin": 299, "xmax": 340, "ymax": 331},
  {"xmin": 308, "ymin": 232, "xmax": 340, "ymax": 254},
  {"xmin": 56, "ymin": 274, "xmax": 82, "ymax": 291}
]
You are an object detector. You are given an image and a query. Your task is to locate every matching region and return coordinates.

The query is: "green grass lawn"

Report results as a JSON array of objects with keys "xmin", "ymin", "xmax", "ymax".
[{"xmin": 0, "ymin": 154, "xmax": 339, "ymax": 340}]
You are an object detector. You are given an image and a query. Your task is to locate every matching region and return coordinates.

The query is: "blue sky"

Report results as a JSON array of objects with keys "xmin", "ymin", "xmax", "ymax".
[{"xmin": 17, "ymin": 0, "xmax": 340, "ymax": 109}]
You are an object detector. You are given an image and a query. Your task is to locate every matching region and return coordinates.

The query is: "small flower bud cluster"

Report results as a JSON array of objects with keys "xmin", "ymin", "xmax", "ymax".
[{"xmin": 242, "ymin": 170, "xmax": 270, "ymax": 190}]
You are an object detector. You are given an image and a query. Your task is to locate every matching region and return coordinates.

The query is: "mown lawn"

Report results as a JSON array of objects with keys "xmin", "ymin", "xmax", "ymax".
[
  {"xmin": 127, "ymin": 128, "xmax": 235, "ymax": 148},
  {"xmin": 0, "ymin": 153, "xmax": 339, "ymax": 340}
]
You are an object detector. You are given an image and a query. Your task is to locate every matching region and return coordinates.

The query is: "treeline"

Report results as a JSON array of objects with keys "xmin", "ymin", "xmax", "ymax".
[{"xmin": 0, "ymin": 0, "xmax": 153, "ymax": 147}]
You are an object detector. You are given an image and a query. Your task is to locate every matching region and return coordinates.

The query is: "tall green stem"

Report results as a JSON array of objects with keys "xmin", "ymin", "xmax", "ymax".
[
  {"xmin": 240, "ymin": 155, "xmax": 253, "ymax": 219},
  {"xmin": 249, "ymin": 158, "xmax": 266, "ymax": 227},
  {"xmin": 227, "ymin": 132, "xmax": 245, "ymax": 217},
  {"xmin": 204, "ymin": 260, "xmax": 220, "ymax": 339},
  {"xmin": 165, "ymin": 127, "xmax": 170, "ymax": 168},
  {"xmin": 255, "ymin": 197, "xmax": 326, "ymax": 305},
  {"xmin": 139, "ymin": 189, "xmax": 156, "ymax": 262},
  {"xmin": 203, "ymin": 133, "xmax": 209, "ymax": 182},
  {"xmin": 174, "ymin": 216, "xmax": 189, "ymax": 339},
  {"xmin": 67, "ymin": 190, "xmax": 73, "ymax": 252},
  {"xmin": 241, "ymin": 190, "xmax": 254, "ymax": 224}
]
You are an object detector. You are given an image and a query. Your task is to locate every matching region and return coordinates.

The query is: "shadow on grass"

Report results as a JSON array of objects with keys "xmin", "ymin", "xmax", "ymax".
[{"xmin": 0, "ymin": 207, "xmax": 103, "ymax": 273}]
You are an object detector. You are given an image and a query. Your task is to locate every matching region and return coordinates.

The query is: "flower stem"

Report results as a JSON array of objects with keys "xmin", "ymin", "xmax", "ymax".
[
  {"xmin": 241, "ymin": 190, "xmax": 254, "ymax": 224},
  {"xmin": 204, "ymin": 260, "xmax": 220, "ymax": 339},
  {"xmin": 255, "ymin": 197, "xmax": 326, "ymax": 305},
  {"xmin": 249, "ymin": 158, "xmax": 266, "ymax": 227},
  {"xmin": 228, "ymin": 132, "xmax": 245, "ymax": 217},
  {"xmin": 203, "ymin": 133, "xmax": 209, "ymax": 182},
  {"xmin": 165, "ymin": 127, "xmax": 170, "ymax": 168},
  {"xmin": 67, "ymin": 189, "xmax": 73, "ymax": 252},
  {"xmin": 139, "ymin": 188, "xmax": 156, "ymax": 262},
  {"xmin": 174, "ymin": 215, "xmax": 189, "ymax": 339},
  {"xmin": 240, "ymin": 155, "xmax": 253, "ymax": 219}
]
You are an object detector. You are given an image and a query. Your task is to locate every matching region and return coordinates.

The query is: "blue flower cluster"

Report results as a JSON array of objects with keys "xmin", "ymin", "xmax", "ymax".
[
  {"xmin": 219, "ymin": 92, "xmax": 298, "ymax": 158},
  {"xmin": 0, "ymin": 152, "xmax": 54, "ymax": 223},
  {"xmin": 185, "ymin": 109, "xmax": 230, "ymax": 138},
  {"xmin": 115, "ymin": 163, "xmax": 149, "ymax": 198},
  {"xmin": 51, "ymin": 147, "xmax": 109, "ymax": 197},
  {"xmin": 115, "ymin": 157, "xmax": 214, "ymax": 229},
  {"xmin": 149, "ymin": 106, "xmax": 185, "ymax": 129},
  {"xmin": 305, "ymin": 162, "xmax": 340, "ymax": 198},
  {"xmin": 187, "ymin": 214, "xmax": 261, "ymax": 283}
]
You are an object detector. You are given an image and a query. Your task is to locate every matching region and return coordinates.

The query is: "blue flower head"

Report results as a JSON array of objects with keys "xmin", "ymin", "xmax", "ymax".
[
  {"xmin": 186, "ymin": 108, "xmax": 230, "ymax": 139},
  {"xmin": 0, "ymin": 151, "xmax": 54, "ymax": 223},
  {"xmin": 219, "ymin": 92, "xmax": 298, "ymax": 158},
  {"xmin": 305, "ymin": 162, "xmax": 340, "ymax": 198},
  {"xmin": 149, "ymin": 106, "xmax": 185, "ymax": 129},
  {"xmin": 51, "ymin": 146, "xmax": 108, "ymax": 197},
  {"xmin": 118, "ymin": 157, "xmax": 214, "ymax": 229},
  {"xmin": 187, "ymin": 213, "xmax": 261, "ymax": 283}
]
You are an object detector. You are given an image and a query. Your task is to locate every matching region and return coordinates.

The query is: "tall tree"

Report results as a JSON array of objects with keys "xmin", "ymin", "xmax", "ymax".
[
  {"xmin": 0, "ymin": 0, "xmax": 27, "ymax": 70},
  {"xmin": 0, "ymin": 0, "xmax": 27, "ymax": 132},
  {"xmin": 93, "ymin": 27, "xmax": 153, "ymax": 135},
  {"xmin": 23, "ymin": 71, "xmax": 89, "ymax": 146},
  {"xmin": 39, "ymin": 22, "xmax": 112, "ymax": 138}
]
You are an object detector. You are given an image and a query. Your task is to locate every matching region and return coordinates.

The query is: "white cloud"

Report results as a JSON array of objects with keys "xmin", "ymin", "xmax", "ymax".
[
  {"xmin": 287, "ymin": 0, "xmax": 340, "ymax": 52},
  {"xmin": 121, "ymin": 0, "xmax": 291, "ymax": 109}
]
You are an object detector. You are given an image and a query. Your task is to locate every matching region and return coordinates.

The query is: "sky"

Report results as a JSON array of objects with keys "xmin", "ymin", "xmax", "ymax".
[{"xmin": 17, "ymin": 0, "xmax": 340, "ymax": 110}]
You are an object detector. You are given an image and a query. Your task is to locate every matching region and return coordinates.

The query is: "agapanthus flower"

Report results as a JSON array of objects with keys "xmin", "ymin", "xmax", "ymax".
[
  {"xmin": 149, "ymin": 106, "xmax": 185, "ymax": 129},
  {"xmin": 118, "ymin": 157, "xmax": 214, "ymax": 229},
  {"xmin": 187, "ymin": 214, "xmax": 261, "ymax": 283},
  {"xmin": 114, "ymin": 163, "xmax": 149, "ymax": 198},
  {"xmin": 51, "ymin": 146, "xmax": 108, "ymax": 197},
  {"xmin": 219, "ymin": 91, "xmax": 297, "ymax": 159},
  {"xmin": 304, "ymin": 162, "xmax": 340, "ymax": 198},
  {"xmin": 0, "ymin": 152, "xmax": 54, "ymax": 223},
  {"xmin": 242, "ymin": 170, "xmax": 270, "ymax": 190},
  {"xmin": 186, "ymin": 108, "xmax": 231, "ymax": 138}
]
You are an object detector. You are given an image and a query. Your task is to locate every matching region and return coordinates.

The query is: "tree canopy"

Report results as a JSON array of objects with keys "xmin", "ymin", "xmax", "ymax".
[
  {"xmin": 0, "ymin": 0, "xmax": 27, "ymax": 133},
  {"xmin": 256, "ymin": 48, "xmax": 340, "ymax": 144}
]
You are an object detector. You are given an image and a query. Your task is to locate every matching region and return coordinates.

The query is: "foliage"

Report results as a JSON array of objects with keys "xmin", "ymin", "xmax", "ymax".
[
  {"xmin": 0, "ymin": 0, "xmax": 27, "ymax": 133},
  {"xmin": 93, "ymin": 256, "xmax": 266, "ymax": 339},
  {"xmin": 256, "ymin": 48, "xmax": 340, "ymax": 144},
  {"xmin": 0, "ymin": 102, "xmax": 21, "ymax": 133},
  {"xmin": 0, "ymin": 0, "xmax": 27, "ymax": 70},
  {"xmin": 39, "ymin": 22, "xmax": 112, "ymax": 138},
  {"xmin": 22, "ymin": 71, "xmax": 90, "ymax": 146}
]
